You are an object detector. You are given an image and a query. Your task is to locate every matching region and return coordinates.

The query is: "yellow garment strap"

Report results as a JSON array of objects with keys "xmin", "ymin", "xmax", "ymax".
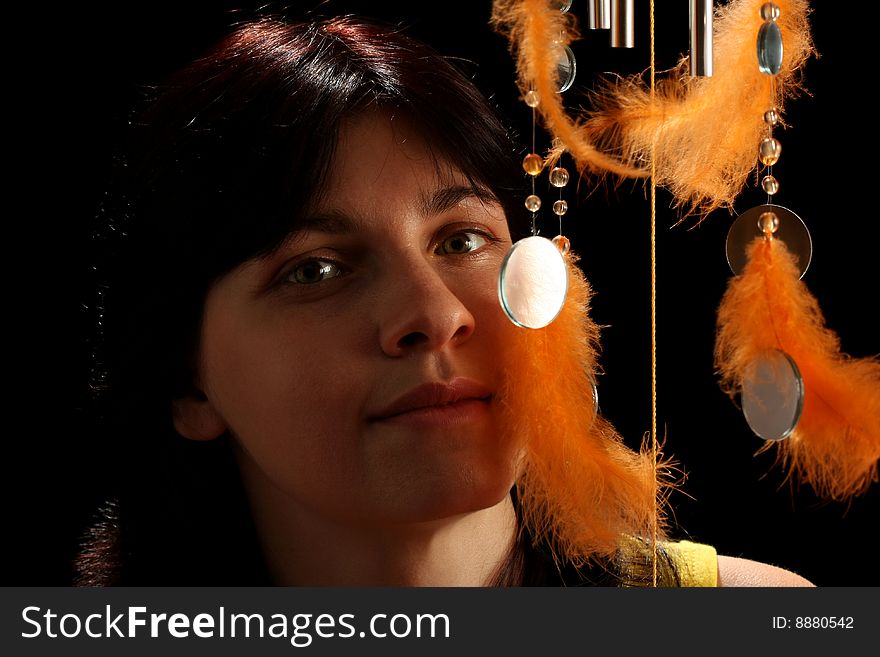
[{"xmin": 663, "ymin": 540, "xmax": 719, "ymax": 587}]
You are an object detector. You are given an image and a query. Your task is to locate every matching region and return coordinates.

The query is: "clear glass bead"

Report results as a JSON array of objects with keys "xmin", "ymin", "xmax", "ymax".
[
  {"xmin": 763, "ymin": 108, "xmax": 779, "ymax": 125},
  {"xmin": 552, "ymin": 137, "xmax": 565, "ymax": 151},
  {"xmin": 556, "ymin": 45, "xmax": 577, "ymax": 93},
  {"xmin": 757, "ymin": 21, "xmax": 783, "ymax": 75},
  {"xmin": 524, "ymin": 194, "xmax": 542, "ymax": 212},
  {"xmin": 549, "ymin": 166, "xmax": 570, "ymax": 187},
  {"xmin": 758, "ymin": 211, "xmax": 779, "ymax": 235},
  {"xmin": 760, "ymin": 2, "xmax": 780, "ymax": 21},
  {"xmin": 759, "ymin": 137, "xmax": 781, "ymax": 166},
  {"xmin": 552, "ymin": 234, "xmax": 571, "ymax": 255},
  {"xmin": 524, "ymin": 89, "xmax": 540, "ymax": 108},
  {"xmin": 553, "ymin": 199, "xmax": 568, "ymax": 216},
  {"xmin": 522, "ymin": 153, "xmax": 543, "ymax": 176},
  {"xmin": 762, "ymin": 174, "xmax": 779, "ymax": 195}
]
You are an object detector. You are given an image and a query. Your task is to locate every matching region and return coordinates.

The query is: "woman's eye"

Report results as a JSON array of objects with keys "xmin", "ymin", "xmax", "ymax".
[
  {"xmin": 286, "ymin": 260, "xmax": 346, "ymax": 285},
  {"xmin": 438, "ymin": 231, "xmax": 488, "ymax": 255}
]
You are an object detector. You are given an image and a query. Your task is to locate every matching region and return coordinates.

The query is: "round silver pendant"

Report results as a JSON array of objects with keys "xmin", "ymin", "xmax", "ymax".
[
  {"xmin": 498, "ymin": 235, "xmax": 568, "ymax": 329},
  {"xmin": 741, "ymin": 349, "xmax": 804, "ymax": 442},
  {"xmin": 556, "ymin": 45, "xmax": 577, "ymax": 93},
  {"xmin": 726, "ymin": 204, "xmax": 812, "ymax": 278}
]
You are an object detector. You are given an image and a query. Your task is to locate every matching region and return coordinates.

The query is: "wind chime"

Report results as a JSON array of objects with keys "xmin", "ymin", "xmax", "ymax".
[{"xmin": 491, "ymin": 0, "xmax": 880, "ymax": 532}]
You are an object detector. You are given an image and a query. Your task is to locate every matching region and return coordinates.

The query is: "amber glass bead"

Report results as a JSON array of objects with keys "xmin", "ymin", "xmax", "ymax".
[
  {"xmin": 761, "ymin": 175, "xmax": 779, "ymax": 195},
  {"xmin": 552, "ymin": 234, "xmax": 571, "ymax": 255},
  {"xmin": 758, "ymin": 211, "xmax": 779, "ymax": 235},
  {"xmin": 759, "ymin": 137, "xmax": 781, "ymax": 166},
  {"xmin": 523, "ymin": 153, "xmax": 543, "ymax": 176}
]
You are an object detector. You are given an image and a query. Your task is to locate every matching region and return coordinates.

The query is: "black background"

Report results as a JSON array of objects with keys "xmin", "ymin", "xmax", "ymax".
[{"xmin": 9, "ymin": 1, "xmax": 878, "ymax": 586}]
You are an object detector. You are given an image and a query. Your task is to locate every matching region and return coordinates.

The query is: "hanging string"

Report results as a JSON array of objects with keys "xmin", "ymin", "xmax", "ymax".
[
  {"xmin": 531, "ymin": 103, "xmax": 538, "ymax": 234},
  {"xmin": 649, "ymin": 0, "xmax": 659, "ymax": 589},
  {"xmin": 765, "ymin": 76, "xmax": 776, "ymax": 205}
]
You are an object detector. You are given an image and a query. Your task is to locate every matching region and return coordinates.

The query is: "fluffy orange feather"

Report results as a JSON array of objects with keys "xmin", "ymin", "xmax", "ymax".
[
  {"xmin": 715, "ymin": 236, "xmax": 880, "ymax": 500},
  {"xmin": 497, "ymin": 253, "xmax": 667, "ymax": 563},
  {"xmin": 491, "ymin": 0, "xmax": 814, "ymax": 216}
]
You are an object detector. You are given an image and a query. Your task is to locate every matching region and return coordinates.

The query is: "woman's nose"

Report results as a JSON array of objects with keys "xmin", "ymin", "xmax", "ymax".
[{"xmin": 377, "ymin": 262, "xmax": 476, "ymax": 357}]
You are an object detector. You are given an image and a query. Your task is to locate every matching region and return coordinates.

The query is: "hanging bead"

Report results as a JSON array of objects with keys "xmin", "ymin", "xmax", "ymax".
[
  {"xmin": 760, "ymin": 2, "xmax": 780, "ymax": 21},
  {"xmin": 524, "ymin": 89, "xmax": 540, "ymax": 108},
  {"xmin": 757, "ymin": 20, "xmax": 783, "ymax": 75},
  {"xmin": 758, "ymin": 210, "xmax": 780, "ymax": 236},
  {"xmin": 763, "ymin": 108, "xmax": 779, "ymax": 126},
  {"xmin": 552, "ymin": 199, "xmax": 569, "ymax": 216},
  {"xmin": 556, "ymin": 46, "xmax": 577, "ymax": 92},
  {"xmin": 551, "ymin": 234, "xmax": 571, "ymax": 255},
  {"xmin": 524, "ymin": 194, "xmax": 542, "ymax": 212},
  {"xmin": 549, "ymin": 166, "xmax": 570, "ymax": 187},
  {"xmin": 759, "ymin": 137, "xmax": 781, "ymax": 166},
  {"xmin": 522, "ymin": 153, "xmax": 543, "ymax": 176},
  {"xmin": 761, "ymin": 174, "xmax": 779, "ymax": 195}
]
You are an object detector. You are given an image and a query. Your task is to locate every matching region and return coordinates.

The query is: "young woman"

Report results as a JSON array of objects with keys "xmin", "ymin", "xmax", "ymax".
[{"xmin": 75, "ymin": 12, "xmax": 810, "ymax": 587}]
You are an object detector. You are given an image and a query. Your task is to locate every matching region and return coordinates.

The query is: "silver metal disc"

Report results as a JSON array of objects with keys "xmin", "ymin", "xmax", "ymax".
[
  {"xmin": 726, "ymin": 204, "xmax": 812, "ymax": 278},
  {"xmin": 556, "ymin": 45, "xmax": 577, "ymax": 93},
  {"xmin": 741, "ymin": 350, "xmax": 804, "ymax": 442},
  {"xmin": 498, "ymin": 236, "xmax": 568, "ymax": 329}
]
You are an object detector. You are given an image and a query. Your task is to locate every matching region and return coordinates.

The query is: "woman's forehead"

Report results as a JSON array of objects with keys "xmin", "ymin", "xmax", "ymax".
[
  {"xmin": 329, "ymin": 113, "xmax": 454, "ymax": 181},
  {"xmin": 316, "ymin": 112, "xmax": 496, "ymax": 210}
]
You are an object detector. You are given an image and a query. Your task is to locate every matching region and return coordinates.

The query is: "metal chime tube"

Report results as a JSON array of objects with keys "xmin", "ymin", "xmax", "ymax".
[
  {"xmin": 690, "ymin": 0, "xmax": 714, "ymax": 76},
  {"xmin": 588, "ymin": 0, "xmax": 611, "ymax": 30},
  {"xmin": 610, "ymin": 0, "xmax": 634, "ymax": 48}
]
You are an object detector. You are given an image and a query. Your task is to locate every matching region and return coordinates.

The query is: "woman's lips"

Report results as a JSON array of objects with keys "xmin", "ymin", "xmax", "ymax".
[{"xmin": 371, "ymin": 379, "xmax": 493, "ymax": 427}]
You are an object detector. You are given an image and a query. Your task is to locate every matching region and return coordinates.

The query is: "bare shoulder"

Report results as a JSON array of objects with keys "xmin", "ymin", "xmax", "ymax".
[{"xmin": 717, "ymin": 555, "xmax": 815, "ymax": 587}]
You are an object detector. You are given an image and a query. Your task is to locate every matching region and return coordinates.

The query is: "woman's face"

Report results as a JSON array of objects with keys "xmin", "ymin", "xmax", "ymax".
[{"xmin": 179, "ymin": 113, "xmax": 521, "ymax": 527}]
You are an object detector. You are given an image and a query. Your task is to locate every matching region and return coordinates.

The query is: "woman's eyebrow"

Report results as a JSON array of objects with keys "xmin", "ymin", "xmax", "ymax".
[
  {"xmin": 259, "ymin": 211, "xmax": 355, "ymax": 262},
  {"xmin": 295, "ymin": 209, "xmax": 357, "ymax": 235},
  {"xmin": 293, "ymin": 184, "xmax": 502, "ymax": 237},
  {"xmin": 419, "ymin": 184, "xmax": 500, "ymax": 218},
  {"xmin": 273, "ymin": 184, "xmax": 503, "ymax": 258}
]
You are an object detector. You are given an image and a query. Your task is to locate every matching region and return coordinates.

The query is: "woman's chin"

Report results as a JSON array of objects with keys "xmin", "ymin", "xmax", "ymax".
[{"xmin": 396, "ymin": 472, "xmax": 517, "ymax": 526}]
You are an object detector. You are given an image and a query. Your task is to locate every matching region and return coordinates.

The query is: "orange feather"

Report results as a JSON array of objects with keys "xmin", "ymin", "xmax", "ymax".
[
  {"xmin": 715, "ymin": 237, "xmax": 880, "ymax": 500},
  {"xmin": 497, "ymin": 254, "xmax": 667, "ymax": 564},
  {"xmin": 492, "ymin": 0, "xmax": 814, "ymax": 216}
]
